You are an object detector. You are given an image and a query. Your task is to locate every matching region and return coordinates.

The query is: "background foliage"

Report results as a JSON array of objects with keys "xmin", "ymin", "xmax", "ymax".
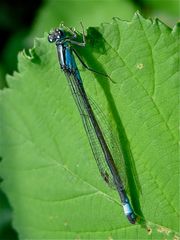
[{"xmin": 0, "ymin": 0, "xmax": 179, "ymax": 239}]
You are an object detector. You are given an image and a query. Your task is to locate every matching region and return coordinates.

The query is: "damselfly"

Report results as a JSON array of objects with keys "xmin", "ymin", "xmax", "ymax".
[{"xmin": 48, "ymin": 23, "xmax": 136, "ymax": 224}]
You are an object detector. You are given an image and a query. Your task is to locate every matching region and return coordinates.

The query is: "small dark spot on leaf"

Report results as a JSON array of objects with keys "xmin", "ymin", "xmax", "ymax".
[{"xmin": 147, "ymin": 227, "xmax": 152, "ymax": 235}]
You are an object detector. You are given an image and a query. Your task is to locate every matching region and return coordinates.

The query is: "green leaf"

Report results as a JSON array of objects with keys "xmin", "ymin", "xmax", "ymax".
[{"xmin": 0, "ymin": 13, "xmax": 179, "ymax": 239}]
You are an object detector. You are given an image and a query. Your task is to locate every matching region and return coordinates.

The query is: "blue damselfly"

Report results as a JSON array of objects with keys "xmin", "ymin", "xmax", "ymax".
[{"xmin": 48, "ymin": 23, "xmax": 136, "ymax": 224}]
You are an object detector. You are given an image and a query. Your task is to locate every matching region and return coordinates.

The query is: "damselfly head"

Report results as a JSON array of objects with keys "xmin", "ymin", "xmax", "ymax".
[{"xmin": 48, "ymin": 28, "xmax": 65, "ymax": 43}]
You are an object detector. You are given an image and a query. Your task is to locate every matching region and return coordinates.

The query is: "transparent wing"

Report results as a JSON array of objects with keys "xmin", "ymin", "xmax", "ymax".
[
  {"xmin": 88, "ymin": 97, "xmax": 127, "ymax": 188},
  {"xmin": 65, "ymin": 72, "xmax": 127, "ymax": 189}
]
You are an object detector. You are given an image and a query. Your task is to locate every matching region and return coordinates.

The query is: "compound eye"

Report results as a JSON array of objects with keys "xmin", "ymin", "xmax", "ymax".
[
  {"xmin": 48, "ymin": 28, "xmax": 64, "ymax": 43},
  {"xmin": 55, "ymin": 28, "xmax": 60, "ymax": 33},
  {"xmin": 48, "ymin": 33, "xmax": 55, "ymax": 43}
]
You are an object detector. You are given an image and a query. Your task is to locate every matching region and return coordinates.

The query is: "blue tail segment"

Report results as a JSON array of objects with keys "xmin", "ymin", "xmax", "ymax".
[{"xmin": 123, "ymin": 200, "xmax": 136, "ymax": 224}]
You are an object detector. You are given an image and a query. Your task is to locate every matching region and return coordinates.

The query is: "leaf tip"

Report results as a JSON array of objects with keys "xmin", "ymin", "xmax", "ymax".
[
  {"xmin": 134, "ymin": 10, "xmax": 142, "ymax": 19},
  {"xmin": 172, "ymin": 21, "xmax": 180, "ymax": 35}
]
